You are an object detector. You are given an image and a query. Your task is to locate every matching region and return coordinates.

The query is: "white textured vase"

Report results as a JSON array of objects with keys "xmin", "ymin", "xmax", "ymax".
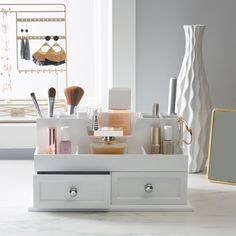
[{"xmin": 176, "ymin": 25, "xmax": 212, "ymax": 173}]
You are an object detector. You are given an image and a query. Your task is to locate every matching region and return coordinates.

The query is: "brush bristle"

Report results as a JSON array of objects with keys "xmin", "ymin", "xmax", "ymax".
[
  {"xmin": 64, "ymin": 86, "xmax": 84, "ymax": 106},
  {"xmin": 48, "ymin": 87, "xmax": 56, "ymax": 98}
]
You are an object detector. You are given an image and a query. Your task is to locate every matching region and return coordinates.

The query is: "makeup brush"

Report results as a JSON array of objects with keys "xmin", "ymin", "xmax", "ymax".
[
  {"xmin": 48, "ymin": 87, "xmax": 56, "ymax": 117},
  {"xmin": 30, "ymin": 92, "xmax": 42, "ymax": 118},
  {"xmin": 64, "ymin": 86, "xmax": 84, "ymax": 115}
]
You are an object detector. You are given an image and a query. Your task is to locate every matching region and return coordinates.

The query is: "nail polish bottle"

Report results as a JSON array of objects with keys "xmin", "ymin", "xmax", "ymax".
[
  {"xmin": 59, "ymin": 126, "xmax": 72, "ymax": 154},
  {"xmin": 162, "ymin": 125, "xmax": 174, "ymax": 154}
]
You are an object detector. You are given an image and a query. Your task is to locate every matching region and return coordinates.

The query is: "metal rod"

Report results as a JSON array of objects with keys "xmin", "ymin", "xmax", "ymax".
[
  {"xmin": 16, "ymin": 35, "xmax": 66, "ymax": 40},
  {"xmin": 17, "ymin": 18, "xmax": 65, "ymax": 22},
  {"xmin": 18, "ymin": 69, "xmax": 67, "ymax": 73},
  {"xmin": 16, "ymin": 11, "xmax": 19, "ymax": 72},
  {"xmin": 64, "ymin": 6, "xmax": 68, "ymax": 88}
]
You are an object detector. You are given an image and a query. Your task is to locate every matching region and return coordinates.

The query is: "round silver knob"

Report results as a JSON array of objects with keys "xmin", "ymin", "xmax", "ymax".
[
  {"xmin": 145, "ymin": 183, "xmax": 153, "ymax": 193},
  {"xmin": 69, "ymin": 187, "xmax": 78, "ymax": 197}
]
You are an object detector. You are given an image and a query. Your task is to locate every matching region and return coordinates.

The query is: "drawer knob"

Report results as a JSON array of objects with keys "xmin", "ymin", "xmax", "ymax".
[
  {"xmin": 145, "ymin": 183, "xmax": 153, "ymax": 193},
  {"xmin": 69, "ymin": 187, "xmax": 78, "ymax": 197}
]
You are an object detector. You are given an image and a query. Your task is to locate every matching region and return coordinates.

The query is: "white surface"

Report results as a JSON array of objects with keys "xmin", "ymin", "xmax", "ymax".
[
  {"xmin": 176, "ymin": 25, "xmax": 212, "ymax": 173},
  {"xmin": 33, "ymin": 174, "xmax": 110, "ymax": 209},
  {"xmin": 1, "ymin": 160, "xmax": 236, "ymax": 235},
  {"xmin": 0, "ymin": 123, "xmax": 36, "ymax": 148},
  {"xmin": 112, "ymin": 0, "xmax": 136, "ymax": 111}
]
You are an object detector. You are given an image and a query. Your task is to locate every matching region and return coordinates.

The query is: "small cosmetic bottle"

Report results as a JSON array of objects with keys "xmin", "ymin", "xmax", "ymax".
[
  {"xmin": 150, "ymin": 127, "xmax": 161, "ymax": 154},
  {"xmin": 48, "ymin": 127, "xmax": 57, "ymax": 154},
  {"xmin": 106, "ymin": 88, "xmax": 131, "ymax": 136},
  {"xmin": 162, "ymin": 125, "xmax": 174, "ymax": 154},
  {"xmin": 59, "ymin": 126, "xmax": 72, "ymax": 154}
]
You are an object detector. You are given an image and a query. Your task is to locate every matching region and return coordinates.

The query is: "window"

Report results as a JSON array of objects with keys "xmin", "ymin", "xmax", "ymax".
[{"xmin": 0, "ymin": 0, "xmax": 112, "ymax": 119}]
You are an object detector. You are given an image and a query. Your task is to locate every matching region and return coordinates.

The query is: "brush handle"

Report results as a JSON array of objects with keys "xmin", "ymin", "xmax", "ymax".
[
  {"xmin": 30, "ymin": 93, "xmax": 42, "ymax": 118},
  {"xmin": 168, "ymin": 77, "xmax": 177, "ymax": 116},
  {"xmin": 67, "ymin": 105, "xmax": 76, "ymax": 115},
  {"xmin": 48, "ymin": 97, "xmax": 55, "ymax": 117}
]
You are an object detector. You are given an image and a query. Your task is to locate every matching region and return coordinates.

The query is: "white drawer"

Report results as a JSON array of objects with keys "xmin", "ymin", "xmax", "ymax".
[
  {"xmin": 112, "ymin": 172, "xmax": 187, "ymax": 205},
  {"xmin": 33, "ymin": 174, "xmax": 110, "ymax": 209}
]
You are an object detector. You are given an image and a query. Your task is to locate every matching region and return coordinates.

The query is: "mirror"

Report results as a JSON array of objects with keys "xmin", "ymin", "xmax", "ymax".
[{"xmin": 208, "ymin": 108, "xmax": 236, "ymax": 185}]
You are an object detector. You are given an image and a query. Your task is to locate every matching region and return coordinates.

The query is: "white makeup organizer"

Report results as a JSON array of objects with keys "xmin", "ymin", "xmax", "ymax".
[{"xmin": 31, "ymin": 113, "xmax": 192, "ymax": 212}]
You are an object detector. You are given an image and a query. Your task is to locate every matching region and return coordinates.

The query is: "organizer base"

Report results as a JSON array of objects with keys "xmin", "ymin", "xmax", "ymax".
[{"xmin": 28, "ymin": 202, "xmax": 193, "ymax": 212}]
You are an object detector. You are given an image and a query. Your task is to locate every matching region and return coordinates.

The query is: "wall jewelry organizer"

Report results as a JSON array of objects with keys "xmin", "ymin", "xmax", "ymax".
[
  {"xmin": 31, "ymin": 113, "xmax": 193, "ymax": 212},
  {"xmin": 0, "ymin": 4, "xmax": 67, "ymax": 120},
  {"xmin": 15, "ymin": 6, "xmax": 67, "ymax": 75}
]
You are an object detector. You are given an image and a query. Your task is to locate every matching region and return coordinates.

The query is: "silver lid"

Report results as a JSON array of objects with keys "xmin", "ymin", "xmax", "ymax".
[{"xmin": 152, "ymin": 103, "xmax": 160, "ymax": 118}]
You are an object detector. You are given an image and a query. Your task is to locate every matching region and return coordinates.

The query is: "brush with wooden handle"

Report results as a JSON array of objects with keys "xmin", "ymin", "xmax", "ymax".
[
  {"xmin": 64, "ymin": 86, "xmax": 84, "ymax": 115},
  {"xmin": 48, "ymin": 87, "xmax": 56, "ymax": 117}
]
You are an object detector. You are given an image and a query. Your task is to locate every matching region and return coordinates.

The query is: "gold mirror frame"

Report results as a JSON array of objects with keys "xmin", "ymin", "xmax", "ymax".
[{"xmin": 208, "ymin": 108, "xmax": 236, "ymax": 185}]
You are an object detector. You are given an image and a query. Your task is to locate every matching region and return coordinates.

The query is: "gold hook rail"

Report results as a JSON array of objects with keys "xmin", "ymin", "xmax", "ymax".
[
  {"xmin": 17, "ymin": 18, "xmax": 65, "ymax": 22},
  {"xmin": 18, "ymin": 68, "xmax": 66, "ymax": 73},
  {"xmin": 16, "ymin": 35, "xmax": 66, "ymax": 40}
]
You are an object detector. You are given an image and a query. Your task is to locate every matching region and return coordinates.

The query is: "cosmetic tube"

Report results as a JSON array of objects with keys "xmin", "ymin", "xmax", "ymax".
[
  {"xmin": 150, "ymin": 127, "xmax": 161, "ymax": 154},
  {"xmin": 48, "ymin": 127, "xmax": 57, "ymax": 154}
]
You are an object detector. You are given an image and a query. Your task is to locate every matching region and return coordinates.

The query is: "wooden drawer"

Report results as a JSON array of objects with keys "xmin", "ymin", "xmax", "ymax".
[
  {"xmin": 111, "ymin": 172, "xmax": 187, "ymax": 205},
  {"xmin": 33, "ymin": 174, "xmax": 110, "ymax": 209}
]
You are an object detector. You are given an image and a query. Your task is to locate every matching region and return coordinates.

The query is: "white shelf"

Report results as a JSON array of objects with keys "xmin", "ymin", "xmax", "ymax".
[{"xmin": 34, "ymin": 154, "xmax": 188, "ymax": 172}]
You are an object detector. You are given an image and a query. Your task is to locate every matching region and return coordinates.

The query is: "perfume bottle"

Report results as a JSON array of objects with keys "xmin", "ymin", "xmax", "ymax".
[
  {"xmin": 59, "ymin": 126, "xmax": 72, "ymax": 154},
  {"xmin": 162, "ymin": 125, "xmax": 174, "ymax": 154},
  {"xmin": 87, "ymin": 107, "xmax": 100, "ymax": 135},
  {"xmin": 150, "ymin": 127, "xmax": 161, "ymax": 154},
  {"xmin": 90, "ymin": 127, "xmax": 127, "ymax": 155}
]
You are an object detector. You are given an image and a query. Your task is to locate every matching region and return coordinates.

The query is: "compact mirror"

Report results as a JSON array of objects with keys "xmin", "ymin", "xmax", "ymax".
[{"xmin": 208, "ymin": 108, "xmax": 236, "ymax": 185}]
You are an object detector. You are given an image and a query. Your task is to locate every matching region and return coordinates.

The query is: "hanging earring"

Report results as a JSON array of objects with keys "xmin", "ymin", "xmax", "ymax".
[
  {"xmin": 23, "ymin": 25, "xmax": 31, "ymax": 60},
  {"xmin": 20, "ymin": 26, "xmax": 25, "ymax": 59},
  {"xmin": 45, "ymin": 36, "xmax": 66, "ymax": 66},
  {"xmin": 32, "ymin": 36, "xmax": 51, "ymax": 66}
]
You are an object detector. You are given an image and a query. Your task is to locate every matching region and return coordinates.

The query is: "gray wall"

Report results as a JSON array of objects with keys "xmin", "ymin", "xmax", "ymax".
[{"xmin": 136, "ymin": 0, "xmax": 236, "ymax": 113}]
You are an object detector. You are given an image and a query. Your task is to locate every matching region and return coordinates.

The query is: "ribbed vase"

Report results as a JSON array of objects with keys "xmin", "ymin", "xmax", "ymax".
[{"xmin": 176, "ymin": 25, "xmax": 212, "ymax": 173}]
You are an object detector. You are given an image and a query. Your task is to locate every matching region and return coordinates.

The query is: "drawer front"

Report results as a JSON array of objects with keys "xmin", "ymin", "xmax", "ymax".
[
  {"xmin": 112, "ymin": 172, "xmax": 187, "ymax": 205},
  {"xmin": 34, "ymin": 174, "xmax": 110, "ymax": 209}
]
